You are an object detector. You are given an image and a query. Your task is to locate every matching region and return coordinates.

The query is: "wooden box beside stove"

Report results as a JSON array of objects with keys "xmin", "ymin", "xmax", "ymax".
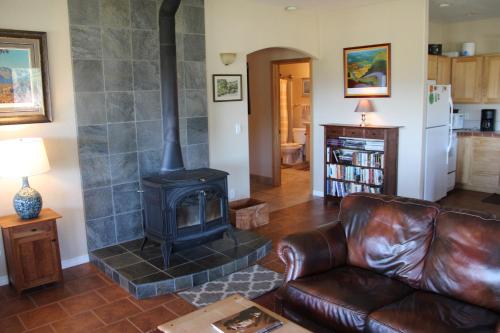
[
  {"xmin": 0, "ymin": 208, "xmax": 63, "ymax": 292},
  {"xmin": 229, "ymin": 198, "xmax": 269, "ymax": 230}
]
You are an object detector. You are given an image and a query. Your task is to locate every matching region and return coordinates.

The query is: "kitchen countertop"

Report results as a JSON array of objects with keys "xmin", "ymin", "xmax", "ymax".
[{"xmin": 455, "ymin": 129, "xmax": 500, "ymax": 137}]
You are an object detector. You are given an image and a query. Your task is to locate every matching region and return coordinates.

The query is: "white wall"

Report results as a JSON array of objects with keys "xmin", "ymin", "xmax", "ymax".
[
  {"xmin": 430, "ymin": 18, "xmax": 500, "ymax": 54},
  {"xmin": 455, "ymin": 103, "xmax": 500, "ymax": 131},
  {"xmin": 205, "ymin": 0, "xmax": 320, "ymax": 199},
  {"xmin": 313, "ymin": 0, "xmax": 428, "ymax": 198},
  {"xmin": 0, "ymin": 0, "xmax": 87, "ymax": 282},
  {"xmin": 247, "ymin": 49, "xmax": 309, "ymax": 179}
]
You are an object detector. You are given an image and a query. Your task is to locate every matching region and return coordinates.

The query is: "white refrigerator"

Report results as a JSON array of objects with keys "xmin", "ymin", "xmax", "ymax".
[{"xmin": 423, "ymin": 84, "xmax": 452, "ymax": 202}]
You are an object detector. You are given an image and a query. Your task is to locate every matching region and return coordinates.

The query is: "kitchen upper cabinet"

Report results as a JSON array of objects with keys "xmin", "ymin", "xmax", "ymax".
[
  {"xmin": 451, "ymin": 56, "xmax": 483, "ymax": 104},
  {"xmin": 427, "ymin": 55, "xmax": 451, "ymax": 84},
  {"xmin": 483, "ymin": 54, "xmax": 500, "ymax": 104}
]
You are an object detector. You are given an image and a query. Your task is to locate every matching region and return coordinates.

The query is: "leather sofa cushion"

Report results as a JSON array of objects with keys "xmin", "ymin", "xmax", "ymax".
[
  {"xmin": 281, "ymin": 266, "xmax": 413, "ymax": 332},
  {"xmin": 339, "ymin": 193, "xmax": 439, "ymax": 288},
  {"xmin": 421, "ymin": 210, "xmax": 500, "ymax": 312},
  {"xmin": 367, "ymin": 291, "xmax": 500, "ymax": 333}
]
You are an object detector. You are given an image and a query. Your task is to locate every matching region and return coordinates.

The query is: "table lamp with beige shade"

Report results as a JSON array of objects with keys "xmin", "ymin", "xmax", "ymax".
[
  {"xmin": 354, "ymin": 99, "xmax": 375, "ymax": 127},
  {"xmin": 0, "ymin": 138, "xmax": 50, "ymax": 219}
]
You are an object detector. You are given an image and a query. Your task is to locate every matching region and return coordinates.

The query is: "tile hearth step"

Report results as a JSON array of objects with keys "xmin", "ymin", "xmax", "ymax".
[{"xmin": 89, "ymin": 230, "xmax": 272, "ymax": 299}]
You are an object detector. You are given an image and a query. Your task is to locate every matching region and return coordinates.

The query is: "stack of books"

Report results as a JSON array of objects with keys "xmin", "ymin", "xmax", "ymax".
[{"xmin": 211, "ymin": 306, "xmax": 283, "ymax": 333}]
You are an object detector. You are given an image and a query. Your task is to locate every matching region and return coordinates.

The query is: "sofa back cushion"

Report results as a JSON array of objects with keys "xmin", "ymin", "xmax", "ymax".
[
  {"xmin": 421, "ymin": 210, "xmax": 500, "ymax": 312},
  {"xmin": 339, "ymin": 193, "xmax": 439, "ymax": 288}
]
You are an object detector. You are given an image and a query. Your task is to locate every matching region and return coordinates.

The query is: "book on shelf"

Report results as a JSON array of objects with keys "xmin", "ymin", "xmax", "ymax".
[
  {"xmin": 326, "ymin": 179, "xmax": 382, "ymax": 197},
  {"xmin": 326, "ymin": 137, "xmax": 385, "ymax": 151},
  {"xmin": 211, "ymin": 306, "xmax": 283, "ymax": 333},
  {"xmin": 326, "ymin": 164, "xmax": 384, "ymax": 185}
]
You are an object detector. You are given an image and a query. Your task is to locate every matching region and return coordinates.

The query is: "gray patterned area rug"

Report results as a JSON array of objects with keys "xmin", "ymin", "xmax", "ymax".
[{"xmin": 178, "ymin": 265, "xmax": 283, "ymax": 308}]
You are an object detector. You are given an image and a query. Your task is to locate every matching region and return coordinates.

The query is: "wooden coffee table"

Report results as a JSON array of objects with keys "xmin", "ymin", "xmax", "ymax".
[{"xmin": 157, "ymin": 294, "xmax": 310, "ymax": 333}]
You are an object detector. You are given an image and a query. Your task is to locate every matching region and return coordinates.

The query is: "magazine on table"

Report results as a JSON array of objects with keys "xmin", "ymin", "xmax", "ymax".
[{"xmin": 211, "ymin": 306, "xmax": 283, "ymax": 333}]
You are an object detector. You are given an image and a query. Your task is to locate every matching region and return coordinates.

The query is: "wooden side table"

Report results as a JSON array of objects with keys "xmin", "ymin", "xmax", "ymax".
[{"xmin": 0, "ymin": 208, "xmax": 63, "ymax": 292}]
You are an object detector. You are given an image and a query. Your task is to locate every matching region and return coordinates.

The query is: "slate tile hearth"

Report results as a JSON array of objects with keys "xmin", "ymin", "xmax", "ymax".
[{"xmin": 90, "ymin": 230, "xmax": 272, "ymax": 299}]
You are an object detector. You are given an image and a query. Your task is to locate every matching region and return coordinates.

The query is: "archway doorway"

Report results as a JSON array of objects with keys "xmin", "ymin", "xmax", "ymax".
[{"xmin": 247, "ymin": 48, "xmax": 313, "ymax": 212}]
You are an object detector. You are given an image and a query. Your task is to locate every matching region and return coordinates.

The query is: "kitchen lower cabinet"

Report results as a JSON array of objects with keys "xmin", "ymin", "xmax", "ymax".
[{"xmin": 457, "ymin": 135, "xmax": 500, "ymax": 193}]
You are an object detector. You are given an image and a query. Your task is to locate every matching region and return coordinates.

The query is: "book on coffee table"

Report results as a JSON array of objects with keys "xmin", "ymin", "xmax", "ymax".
[{"xmin": 211, "ymin": 305, "xmax": 283, "ymax": 333}]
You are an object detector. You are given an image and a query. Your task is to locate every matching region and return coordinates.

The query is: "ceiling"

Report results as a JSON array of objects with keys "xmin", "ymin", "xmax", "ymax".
[
  {"xmin": 430, "ymin": 0, "xmax": 500, "ymax": 23},
  {"xmin": 248, "ymin": 0, "xmax": 390, "ymax": 11}
]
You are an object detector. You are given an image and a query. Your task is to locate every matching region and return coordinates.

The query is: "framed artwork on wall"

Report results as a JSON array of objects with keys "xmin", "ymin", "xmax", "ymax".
[
  {"xmin": 213, "ymin": 74, "xmax": 243, "ymax": 102},
  {"xmin": 302, "ymin": 78, "xmax": 311, "ymax": 96},
  {"xmin": 343, "ymin": 43, "xmax": 391, "ymax": 98},
  {"xmin": 0, "ymin": 29, "xmax": 52, "ymax": 125}
]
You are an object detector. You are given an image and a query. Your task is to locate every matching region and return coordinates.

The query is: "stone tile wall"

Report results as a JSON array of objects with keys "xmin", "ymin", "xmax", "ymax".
[{"xmin": 69, "ymin": 0, "xmax": 208, "ymax": 252}]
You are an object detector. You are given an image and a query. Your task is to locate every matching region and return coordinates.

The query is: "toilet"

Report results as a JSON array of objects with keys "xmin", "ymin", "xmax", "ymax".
[{"xmin": 281, "ymin": 128, "xmax": 306, "ymax": 165}]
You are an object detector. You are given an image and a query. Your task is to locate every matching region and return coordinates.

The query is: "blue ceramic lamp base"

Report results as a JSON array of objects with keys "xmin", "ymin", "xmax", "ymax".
[{"xmin": 13, "ymin": 177, "xmax": 43, "ymax": 220}]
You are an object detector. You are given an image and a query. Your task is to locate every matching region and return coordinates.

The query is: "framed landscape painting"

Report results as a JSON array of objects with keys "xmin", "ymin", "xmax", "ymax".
[
  {"xmin": 0, "ymin": 29, "xmax": 52, "ymax": 125},
  {"xmin": 343, "ymin": 43, "xmax": 391, "ymax": 98},
  {"xmin": 213, "ymin": 74, "xmax": 243, "ymax": 102}
]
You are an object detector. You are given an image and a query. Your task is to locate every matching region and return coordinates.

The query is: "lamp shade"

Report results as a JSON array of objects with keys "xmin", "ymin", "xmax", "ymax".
[
  {"xmin": 354, "ymin": 99, "xmax": 375, "ymax": 113},
  {"xmin": 0, "ymin": 138, "xmax": 50, "ymax": 178},
  {"xmin": 220, "ymin": 52, "xmax": 237, "ymax": 65}
]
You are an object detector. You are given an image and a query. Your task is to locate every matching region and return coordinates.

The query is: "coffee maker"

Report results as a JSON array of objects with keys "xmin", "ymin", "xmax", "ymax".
[{"xmin": 481, "ymin": 109, "xmax": 496, "ymax": 131}]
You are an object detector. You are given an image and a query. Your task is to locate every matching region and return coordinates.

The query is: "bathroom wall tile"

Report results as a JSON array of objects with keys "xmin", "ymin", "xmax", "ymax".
[
  {"xmin": 73, "ymin": 60, "xmax": 104, "ymax": 92},
  {"xmin": 86, "ymin": 216, "xmax": 116, "ymax": 251},
  {"xmin": 78, "ymin": 125, "xmax": 108, "ymax": 156},
  {"xmin": 113, "ymin": 182, "xmax": 141, "ymax": 214},
  {"xmin": 106, "ymin": 92, "xmax": 134, "ymax": 122},
  {"xmin": 183, "ymin": 34, "xmax": 205, "ymax": 62},
  {"xmin": 102, "ymin": 28, "xmax": 131, "ymax": 59},
  {"xmin": 116, "ymin": 210, "xmax": 143, "ymax": 242},
  {"xmin": 68, "ymin": 0, "xmax": 100, "ymax": 26},
  {"xmin": 133, "ymin": 61, "xmax": 160, "ymax": 90},
  {"xmin": 134, "ymin": 91, "xmax": 161, "ymax": 121},
  {"xmin": 84, "ymin": 187, "xmax": 114, "ymax": 220},
  {"xmin": 71, "ymin": 26, "xmax": 102, "ymax": 59},
  {"xmin": 137, "ymin": 121, "xmax": 163, "ymax": 151},
  {"xmin": 132, "ymin": 30, "xmax": 159, "ymax": 60},
  {"xmin": 131, "ymin": 0, "xmax": 157, "ymax": 29},
  {"xmin": 101, "ymin": 0, "xmax": 130, "ymax": 27},
  {"xmin": 108, "ymin": 122, "xmax": 137, "ymax": 154},
  {"xmin": 184, "ymin": 61, "xmax": 205, "ymax": 89},
  {"xmin": 103, "ymin": 60, "xmax": 133, "ymax": 91},
  {"xmin": 183, "ymin": 6, "xmax": 204, "ymax": 34},
  {"xmin": 110, "ymin": 152, "xmax": 139, "ymax": 184},
  {"xmin": 185, "ymin": 143, "xmax": 209, "ymax": 169},
  {"xmin": 139, "ymin": 150, "xmax": 162, "ymax": 177},
  {"xmin": 187, "ymin": 117, "xmax": 208, "ymax": 145},
  {"xmin": 75, "ymin": 93, "xmax": 106, "ymax": 125},
  {"xmin": 184, "ymin": 90, "xmax": 207, "ymax": 117},
  {"xmin": 80, "ymin": 155, "xmax": 111, "ymax": 189}
]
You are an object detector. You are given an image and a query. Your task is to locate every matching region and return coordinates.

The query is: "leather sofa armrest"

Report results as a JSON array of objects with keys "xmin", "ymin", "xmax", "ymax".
[{"xmin": 277, "ymin": 221, "xmax": 347, "ymax": 284}]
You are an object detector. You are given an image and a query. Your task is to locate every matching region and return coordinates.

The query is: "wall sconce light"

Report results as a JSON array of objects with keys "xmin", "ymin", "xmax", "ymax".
[{"xmin": 220, "ymin": 53, "xmax": 237, "ymax": 66}]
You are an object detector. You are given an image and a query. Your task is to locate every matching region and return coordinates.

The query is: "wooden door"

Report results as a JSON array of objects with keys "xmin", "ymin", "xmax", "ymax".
[
  {"xmin": 428, "ymin": 55, "xmax": 437, "ymax": 80},
  {"xmin": 436, "ymin": 56, "xmax": 451, "ymax": 85},
  {"xmin": 451, "ymin": 56, "xmax": 483, "ymax": 103},
  {"xmin": 12, "ymin": 224, "xmax": 60, "ymax": 289},
  {"xmin": 483, "ymin": 54, "xmax": 500, "ymax": 104}
]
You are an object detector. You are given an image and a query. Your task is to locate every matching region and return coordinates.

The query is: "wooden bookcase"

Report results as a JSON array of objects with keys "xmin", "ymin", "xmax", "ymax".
[{"xmin": 321, "ymin": 124, "xmax": 400, "ymax": 202}]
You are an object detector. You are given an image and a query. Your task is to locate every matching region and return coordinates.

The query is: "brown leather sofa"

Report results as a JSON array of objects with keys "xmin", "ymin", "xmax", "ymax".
[{"xmin": 276, "ymin": 193, "xmax": 500, "ymax": 333}]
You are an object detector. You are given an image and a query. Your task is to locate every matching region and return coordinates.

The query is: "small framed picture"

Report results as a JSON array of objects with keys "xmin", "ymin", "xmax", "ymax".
[
  {"xmin": 0, "ymin": 29, "xmax": 52, "ymax": 125},
  {"xmin": 302, "ymin": 78, "xmax": 311, "ymax": 96},
  {"xmin": 343, "ymin": 43, "xmax": 391, "ymax": 98},
  {"xmin": 213, "ymin": 74, "xmax": 243, "ymax": 102}
]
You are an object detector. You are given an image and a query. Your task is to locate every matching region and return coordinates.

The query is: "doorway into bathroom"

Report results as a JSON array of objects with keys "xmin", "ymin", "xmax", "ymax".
[{"xmin": 247, "ymin": 48, "xmax": 313, "ymax": 212}]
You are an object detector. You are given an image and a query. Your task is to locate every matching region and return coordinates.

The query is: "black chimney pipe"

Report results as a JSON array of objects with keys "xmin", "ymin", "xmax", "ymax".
[{"xmin": 159, "ymin": 0, "xmax": 184, "ymax": 172}]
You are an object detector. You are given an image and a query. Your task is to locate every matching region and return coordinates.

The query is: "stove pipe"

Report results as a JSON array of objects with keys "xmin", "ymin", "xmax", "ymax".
[{"xmin": 159, "ymin": 0, "xmax": 184, "ymax": 173}]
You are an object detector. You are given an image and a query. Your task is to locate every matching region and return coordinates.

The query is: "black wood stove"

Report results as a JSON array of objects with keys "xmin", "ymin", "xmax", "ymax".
[
  {"xmin": 140, "ymin": 0, "xmax": 236, "ymax": 268},
  {"xmin": 141, "ymin": 168, "xmax": 237, "ymax": 268}
]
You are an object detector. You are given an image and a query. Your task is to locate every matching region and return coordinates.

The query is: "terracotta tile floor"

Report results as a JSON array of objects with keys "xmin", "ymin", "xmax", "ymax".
[{"xmin": 0, "ymin": 189, "xmax": 496, "ymax": 332}]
